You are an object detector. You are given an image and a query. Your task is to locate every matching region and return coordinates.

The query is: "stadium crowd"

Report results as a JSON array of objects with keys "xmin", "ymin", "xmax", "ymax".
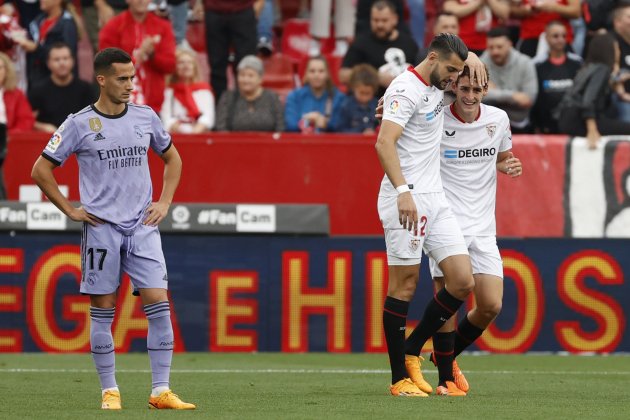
[{"xmin": 1, "ymin": 0, "xmax": 630, "ymax": 196}]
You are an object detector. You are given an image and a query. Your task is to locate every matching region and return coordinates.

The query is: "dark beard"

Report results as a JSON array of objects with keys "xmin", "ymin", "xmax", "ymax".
[{"xmin": 429, "ymin": 68, "xmax": 448, "ymax": 90}]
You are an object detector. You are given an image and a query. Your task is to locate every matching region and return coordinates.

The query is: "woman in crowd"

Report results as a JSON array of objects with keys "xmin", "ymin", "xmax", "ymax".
[
  {"xmin": 215, "ymin": 55, "xmax": 284, "ymax": 132},
  {"xmin": 12, "ymin": 0, "xmax": 80, "ymax": 90},
  {"xmin": 0, "ymin": 51, "xmax": 34, "ymax": 199},
  {"xmin": 0, "ymin": 51, "xmax": 34, "ymax": 134},
  {"xmin": 284, "ymin": 56, "xmax": 344, "ymax": 133},
  {"xmin": 557, "ymin": 33, "xmax": 630, "ymax": 149},
  {"xmin": 161, "ymin": 48, "xmax": 215, "ymax": 133}
]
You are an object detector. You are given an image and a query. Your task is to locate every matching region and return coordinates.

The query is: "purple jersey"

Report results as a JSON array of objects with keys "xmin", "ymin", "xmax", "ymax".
[{"xmin": 41, "ymin": 103, "xmax": 172, "ymax": 229}]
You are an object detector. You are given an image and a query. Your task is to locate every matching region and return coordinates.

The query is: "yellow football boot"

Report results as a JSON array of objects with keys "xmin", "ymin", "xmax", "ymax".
[
  {"xmin": 148, "ymin": 390, "xmax": 196, "ymax": 410},
  {"xmin": 101, "ymin": 390, "xmax": 122, "ymax": 410},
  {"xmin": 389, "ymin": 378, "xmax": 429, "ymax": 397},
  {"xmin": 436, "ymin": 381, "xmax": 466, "ymax": 396},
  {"xmin": 404, "ymin": 355, "xmax": 433, "ymax": 394},
  {"xmin": 452, "ymin": 360, "xmax": 469, "ymax": 393}
]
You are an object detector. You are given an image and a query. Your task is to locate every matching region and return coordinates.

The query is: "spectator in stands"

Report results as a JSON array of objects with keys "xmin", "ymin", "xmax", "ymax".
[
  {"xmin": 417, "ymin": 12, "xmax": 460, "ymax": 61},
  {"xmin": 29, "ymin": 42, "xmax": 96, "ymax": 133},
  {"xmin": 0, "ymin": 51, "xmax": 35, "ymax": 134},
  {"xmin": 443, "ymin": 0, "xmax": 510, "ymax": 56},
  {"xmin": 481, "ymin": 27, "xmax": 538, "ymax": 132},
  {"xmin": 12, "ymin": 0, "xmax": 42, "ymax": 30},
  {"xmin": 161, "ymin": 48, "xmax": 215, "ymax": 133},
  {"xmin": 406, "ymin": 0, "xmax": 427, "ymax": 49},
  {"xmin": 256, "ymin": 0, "xmax": 278, "ymax": 56},
  {"xmin": 13, "ymin": 0, "xmax": 80, "ymax": 91},
  {"xmin": 557, "ymin": 33, "xmax": 630, "ymax": 149},
  {"xmin": 354, "ymin": 0, "xmax": 409, "ymax": 38},
  {"xmin": 531, "ymin": 21, "xmax": 581, "ymax": 133},
  {"xmin": 0, "ymin": 3, "xmax": 28, "ymax": 91},
  {"xmin": 331, "ymin": 64, "xmax": 379, "ymax": 134},
  {"xmin": 285, "ymin": 56, "xmax": 344, "ymax": 133},
  {"xmin": 215, "ymin": 55, "xmax": 283, "ymax": 132},
  {"xmin": 308, "ymin": 0, "xmax": 355, "ymax": 57},
  {"xmin": 509, "ymin": 0, "xmax": 581, "ymax": 57},
  {"xmin": 204, "ymin": 0, "xmax": 258, "ymax": 101},
  {"xmin": 165, "ymin": 0, "xmax": 189, "ymax": 46},
  {"xmin": 340, "ymin": 0, "xmax": 418, "ymax": 90},
  {"xmin": 99, "ymin": 0, "xmax": 176, "ymax": 113},
  {"xmin": 81, "ymin": 0, "xmax": 127, "ymax": 53},
  {"xmin": 613, "ymin": 1, "xmax": 630, "ymax": 123}
]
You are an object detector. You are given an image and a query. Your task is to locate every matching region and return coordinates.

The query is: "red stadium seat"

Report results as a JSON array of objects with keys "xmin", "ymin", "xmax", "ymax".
[
  {"xmin": 262, "ymin": 53, "xmax": 297, "ymax": 90},
  {"xmin": 280, "ymin": 18, "xmax": 335, "ymax": 62}
]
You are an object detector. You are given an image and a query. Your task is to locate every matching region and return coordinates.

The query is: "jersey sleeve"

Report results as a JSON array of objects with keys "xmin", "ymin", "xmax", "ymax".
[
  {"xmin": 149, "ymin": 109, "xmax": 173, "ymax": 154},
  {"xmin": 41, "ymin": 118, "xmax": 80, "ymax": 166},
  {"xmin": 381, "ymin": 79, "xmax": 418, "ymax": 129},
  {"xmin": 498, "ymin": 114, "xmax": 512, "ymax": 152}
]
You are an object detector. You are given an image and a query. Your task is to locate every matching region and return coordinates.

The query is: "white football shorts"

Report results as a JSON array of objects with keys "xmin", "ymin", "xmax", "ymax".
[
  {"xmin": 429, "ymin": 235, "xmax": 503, "ymax": 278},
  {"xmin": 378, "ymin": 191, "xmax": 468, "ymax": 266}
]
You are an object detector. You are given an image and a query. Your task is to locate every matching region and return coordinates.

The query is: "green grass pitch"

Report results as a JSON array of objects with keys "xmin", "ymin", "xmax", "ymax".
[{"xmin": 1, "ymin": 353, "xmax": 629, "ymax": 419}]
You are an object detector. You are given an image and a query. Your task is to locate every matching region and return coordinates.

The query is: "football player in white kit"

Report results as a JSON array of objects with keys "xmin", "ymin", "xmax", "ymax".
[
  {"xmin": 427, "ymin": 65, "xmax": 523, "ymax": 394},
  {"xmin": 375, "ymin": 33, "xmax": 488, "ymax": 397}
]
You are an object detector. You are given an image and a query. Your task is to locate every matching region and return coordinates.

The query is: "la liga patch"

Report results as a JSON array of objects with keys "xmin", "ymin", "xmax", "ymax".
[
  {"xmin": 45, "ymin": 132, "xmax": 63, "ymax": 153},
  {"xmin": 388, "ymin": 99, "xmax": 399, "ymax": 115}
]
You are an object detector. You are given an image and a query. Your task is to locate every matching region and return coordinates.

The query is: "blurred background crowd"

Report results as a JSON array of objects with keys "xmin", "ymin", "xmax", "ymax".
[{"xmin": 0, "ymin": 0, "xmax": 629, "ymax": 192}]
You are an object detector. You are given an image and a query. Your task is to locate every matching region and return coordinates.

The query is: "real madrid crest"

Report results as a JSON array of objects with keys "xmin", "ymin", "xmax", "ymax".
[
  {"xmin": 134, "ymin": 125, "xmax": 144, "ymax": 139},
  {"xmin": 486, "ymin": 124, "xmax": 497, "ymax": 139},
  {"xmin": 89, "ymin": 117, "xmax": 102, "ymax": 132}
]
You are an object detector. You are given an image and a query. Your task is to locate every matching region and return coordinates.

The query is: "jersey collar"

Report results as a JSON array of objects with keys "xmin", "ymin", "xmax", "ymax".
[
  {"xmin": 450, "ymin": 103, "xmax": 481, "ymax": 123},
  {"xmin": 407, "ymin": 66, "xmax": 429, "ymax": 86},
  {"xmin": 91, "ymin": 103, "xmax": 129, "ymax": 119}
]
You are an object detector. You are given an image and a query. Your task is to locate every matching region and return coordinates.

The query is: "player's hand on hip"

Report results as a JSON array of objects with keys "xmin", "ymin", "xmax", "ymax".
[
  {"xmin": 69, "ymin": 207, "xmax": 104, "ymax": 226},
  {"xmin": 143, "ymin": 202, "xmax": 169, "ymax": 226},
  {"xmin": 375, "ymin": 97, "xmax": 384, "ymax": 121},
  {"xmin": 397, "ymin": 192, "xmax": 418, "ymax": 231}
]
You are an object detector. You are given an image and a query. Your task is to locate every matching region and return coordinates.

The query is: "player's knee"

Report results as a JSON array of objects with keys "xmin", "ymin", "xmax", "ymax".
[
  {"xmin": 450, "ymin": 275, "xmax": 475, "ymax": 299},
  {"xmin": 478, "ymin": 300, "xmax": 502, "ymax": 322}
]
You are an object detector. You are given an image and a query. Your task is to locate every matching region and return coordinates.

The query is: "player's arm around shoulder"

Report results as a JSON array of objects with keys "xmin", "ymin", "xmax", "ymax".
[{"xmin": 144, "ymin": 145, "xmax": 182, "ymax": 226}]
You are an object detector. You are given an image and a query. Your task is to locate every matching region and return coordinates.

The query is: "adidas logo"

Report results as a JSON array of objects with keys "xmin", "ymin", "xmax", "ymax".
[{"xmin": 94, "ymin": 133, "xmax": 106, "ymax": 141}]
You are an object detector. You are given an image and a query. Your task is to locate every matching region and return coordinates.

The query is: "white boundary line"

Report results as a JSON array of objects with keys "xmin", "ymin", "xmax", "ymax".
[{"xmin": 1, "ymin": 368, "xmax": 630, "ymax": 375}]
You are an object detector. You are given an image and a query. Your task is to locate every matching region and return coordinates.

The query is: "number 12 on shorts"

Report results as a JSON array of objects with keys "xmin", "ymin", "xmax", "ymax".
[{"xmin": 86, "ymin": 248, "xmax": 108, "ymax": 271}]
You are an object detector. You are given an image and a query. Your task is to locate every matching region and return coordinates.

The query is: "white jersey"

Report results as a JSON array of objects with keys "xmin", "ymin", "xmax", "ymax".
[
  {"xmin": 441, "ymin": 103, "xmax": 512, "ymax": 235},
  {"xmin": 379, "ymin": 67, "xmax": 446, "ymax": 196}
]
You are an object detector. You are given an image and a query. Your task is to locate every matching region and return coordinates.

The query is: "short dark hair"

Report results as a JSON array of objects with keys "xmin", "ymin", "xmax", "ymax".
[
  {"xmin": 487, "ymin": 26, "xmax": 511, "ymax": 40},
  {"xmin": 349, "ymin": 64, "xmax": 379, "ymax": 92},
  {"xmin": 428, "ymin": 33, "xmax": 468, "ymax": 61},
  {"xmin": 585, "ymin": 33, "xmax": 617, "ymax": 69},
  {"xmin": 47, "ymin": 42, "xmax": 72, "ymax": 60},
  {"xmin": 372, "ymin": 0, "xmax": 397, "ymax": 14},
  {"xmin": 94, "ymin": 48, "xmax": 132, "ymax": 75},
  {"xmin": 614, "ymin": 0, "xmax": 630, "ymax": 19}
]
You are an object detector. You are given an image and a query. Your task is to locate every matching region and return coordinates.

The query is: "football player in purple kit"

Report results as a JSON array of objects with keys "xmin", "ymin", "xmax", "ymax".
[{"xmin": 31, "ymin": 48, "xmax": 195, "ymax": 410}]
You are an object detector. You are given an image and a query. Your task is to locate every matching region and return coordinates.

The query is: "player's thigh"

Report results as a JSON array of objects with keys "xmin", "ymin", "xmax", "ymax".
[
  {"xmin": 122, "ymin": 224, "xmax": 169, "ymax": 292},
  {"xmin": 469, "ymin": 236, "xmax": 503, "ymax": 279},
  {"xmin": 472, "ymin": 274, "xmax": 503, "ymax": 313},
  {"xmin": 378, "ymin": 194, "xmax": 427, "ymax": 263},
  {"xmin": 80, "ymin": 223, "xmax": 123, "ymax": 295},
  {"xmin": 423, "ymin": 194, "xmax": 469, "ymax": 267}
]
